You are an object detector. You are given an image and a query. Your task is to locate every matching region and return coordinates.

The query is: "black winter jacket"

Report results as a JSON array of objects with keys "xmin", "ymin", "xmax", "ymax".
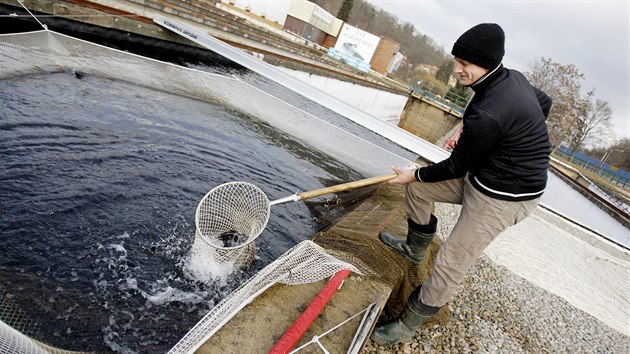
[{"xmin": 416, "ymin": 65, "xmax": 552, "ymax": 201}]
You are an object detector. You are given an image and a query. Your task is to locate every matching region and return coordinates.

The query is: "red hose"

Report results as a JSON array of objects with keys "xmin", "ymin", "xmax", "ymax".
[{"xmin": 268, "ymin": 269, "xmax": 352, "ymax": 354}]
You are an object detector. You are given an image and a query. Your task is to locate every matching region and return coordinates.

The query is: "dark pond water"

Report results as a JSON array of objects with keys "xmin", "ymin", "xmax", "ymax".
[{"xmin": 0, "ymin": 69, "xmax": 415, "ymax": 352}]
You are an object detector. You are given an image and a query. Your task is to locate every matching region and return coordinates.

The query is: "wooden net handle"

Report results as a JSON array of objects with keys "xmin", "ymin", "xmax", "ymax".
[{"xmin": 296, "ymin": 172, "xmax": 397, "ymax": 201}]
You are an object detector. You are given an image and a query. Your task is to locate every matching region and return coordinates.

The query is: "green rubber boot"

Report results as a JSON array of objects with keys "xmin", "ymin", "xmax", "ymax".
[
  {"xmin": 370, "ymin": 287, "xmax": 440, "ymax": 346},
  {"xmin": 379, "ymin": 215, "xmax": 437, "ymax": 264}
]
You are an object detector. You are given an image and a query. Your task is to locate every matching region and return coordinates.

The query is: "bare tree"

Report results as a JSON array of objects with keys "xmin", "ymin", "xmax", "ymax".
[
  {"xmin": 573, "ymin": 97, "xmax": 614, "ymax": 151},
  {"xmin": 525, "ymin": 58, "xmax": 590, "ymax": 149},
  {"xmin": 586, "ymin": 137, "xmax": 630, "ymax": 170},
  {"xmin": 609, "ymin": 137, "xmax": 630, "ymax": 170}
]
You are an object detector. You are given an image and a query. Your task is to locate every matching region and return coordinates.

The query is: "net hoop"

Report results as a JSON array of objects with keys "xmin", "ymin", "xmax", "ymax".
[{"xmin": 195, "ymin": 181, "xmax": 271, "ymax": 250}]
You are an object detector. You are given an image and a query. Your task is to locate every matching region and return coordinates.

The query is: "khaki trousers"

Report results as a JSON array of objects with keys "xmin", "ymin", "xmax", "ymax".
[{"xmin": 404, "ymin": 176, "xmax": 539, "ymax": 307}]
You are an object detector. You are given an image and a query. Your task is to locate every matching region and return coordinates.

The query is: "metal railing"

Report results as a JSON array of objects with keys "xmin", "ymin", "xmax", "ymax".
[
  {"xmin": 554, "ymin": 149, "xmax": 630, "ymax": 189},
  {"xmin": 409, "ymin": 80, "xmax": 470, "ymax": 114}
]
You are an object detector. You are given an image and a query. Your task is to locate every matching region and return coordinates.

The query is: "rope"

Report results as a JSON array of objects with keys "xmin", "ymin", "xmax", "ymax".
[
  {"xmin": 268, "ymin": 269, "xmax": 352, "ymax": 354},
  {"xmin": 15, "ymin": 0, "xmax": 48, "ymax": 30},
  {"xmin": 288, "ymin": 305, "xmax": 370, "ymax": 354}
]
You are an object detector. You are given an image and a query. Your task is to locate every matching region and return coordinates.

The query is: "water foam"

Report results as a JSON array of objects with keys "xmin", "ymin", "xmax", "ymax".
[{"xmin": 185, "ymin": 252, "xmax": 237, "ymax": 285}]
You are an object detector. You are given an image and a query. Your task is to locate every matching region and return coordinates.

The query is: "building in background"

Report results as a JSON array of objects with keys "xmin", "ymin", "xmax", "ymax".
[
  {"xmin": 284, "ymin": 0, "xmax": 343, "ymax": 45},
  {"xmin": 220, "ymin": 0, "xmax": 292, "ymax": 26},
  {"xmin": 371, "ymin": 36, "xmax": 400, "ymax": 75},
  {"xmin": 416, "ymin": 63, "xmax": 439, "ymax": 77},
  {"xmin": 222, "ymin": 0, "xmax": 402, "ymax": 75}
]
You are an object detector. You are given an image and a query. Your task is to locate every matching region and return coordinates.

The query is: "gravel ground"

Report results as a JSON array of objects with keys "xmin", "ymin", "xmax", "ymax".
[{"xmin": 362, "ymin": 203, "xmax": 630, "ymax": 354}]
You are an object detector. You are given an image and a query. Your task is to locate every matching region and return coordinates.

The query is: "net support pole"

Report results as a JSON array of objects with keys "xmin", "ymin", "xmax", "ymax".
[{"xmin": 268, "ymin": 269, "xmax": 352, "ymax": 354}]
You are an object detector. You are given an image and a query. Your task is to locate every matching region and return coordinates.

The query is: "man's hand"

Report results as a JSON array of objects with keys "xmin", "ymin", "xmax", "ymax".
[{"xmin": 387, "ymin": 166, "xmax": 417, "ymax": 184}]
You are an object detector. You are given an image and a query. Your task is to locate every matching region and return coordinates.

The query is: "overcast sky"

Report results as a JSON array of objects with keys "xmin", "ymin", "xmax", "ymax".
[{"xmin": 367, "ymin": 0, "xmax": 629, "ymax": 140}]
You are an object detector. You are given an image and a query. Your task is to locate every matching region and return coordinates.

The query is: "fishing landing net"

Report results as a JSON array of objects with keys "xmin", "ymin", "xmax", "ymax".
[
  {"xmin": 191, "ymin": 182, "xmax": 270, "ymax": 268},
  {"xmin": 191, "ymin": 174, "xmax": 398, "ymax": 268}
]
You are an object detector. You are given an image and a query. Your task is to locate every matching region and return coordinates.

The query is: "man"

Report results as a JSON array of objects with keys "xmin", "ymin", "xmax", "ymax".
[{"xmin": 370, "ymin": 23, "xmax": 552, "ymax": 346}]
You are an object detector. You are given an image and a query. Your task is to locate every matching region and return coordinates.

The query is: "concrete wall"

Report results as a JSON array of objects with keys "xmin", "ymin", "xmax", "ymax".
[
  {"xmin": 287, "ymin": 0, "xmax": 342, "ymax": 36},
  {"xmin": 283, "ymin": 15, "xmax": 327, "ymax": 44},
  {"xmin": 398, "ymin": 95, "xmax": 462, "ymax": 144},
  {"xmin": 277, "ymin": 67, "xmax": 408, "ymax": 124}
]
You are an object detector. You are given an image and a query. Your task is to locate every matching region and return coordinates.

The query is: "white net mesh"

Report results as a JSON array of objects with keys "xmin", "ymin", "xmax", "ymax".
[
  {"xmin": 193, "ymin": 181, "xmax": 271, "ymax": 268},
  {"xmin": 190, "ymin": 229, "xmax": 257, "ymax": 269},
  {"xmin": 168, "ymin": 240, "xmax": 360, "ymax": 354},
  {"xmin": 0, "ymin": 322, "xmax": 73, "ymax": 354},
  {"xmin": 195, "ymin": 182, "xmax": 271, "ymax": 249},
  {"xmin": 0, "ymin": 301, "xmax": 84, "ymax": 354}
]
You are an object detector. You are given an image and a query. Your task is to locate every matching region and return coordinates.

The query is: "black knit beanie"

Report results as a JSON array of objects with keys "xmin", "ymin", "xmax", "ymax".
[{"xmin": 451, "ymin": 23, "xmax": 505, "ymax": 70}]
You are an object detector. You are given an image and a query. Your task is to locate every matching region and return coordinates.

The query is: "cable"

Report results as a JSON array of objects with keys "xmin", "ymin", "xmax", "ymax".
[{"xmin": 15, "ymin": 0, "xmax": 48, "ymax": 30}]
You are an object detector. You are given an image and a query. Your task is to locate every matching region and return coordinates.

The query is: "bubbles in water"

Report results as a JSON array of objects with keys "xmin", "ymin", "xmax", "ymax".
[{"xmin": 185, "ymin": 251, "xmax": 237, "ymax": 285}]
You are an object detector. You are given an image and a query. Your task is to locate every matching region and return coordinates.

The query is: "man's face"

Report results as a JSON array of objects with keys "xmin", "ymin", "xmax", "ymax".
[{"xmin": 453, "ymin": 58, "xmax": 489, "ymax": 86}]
